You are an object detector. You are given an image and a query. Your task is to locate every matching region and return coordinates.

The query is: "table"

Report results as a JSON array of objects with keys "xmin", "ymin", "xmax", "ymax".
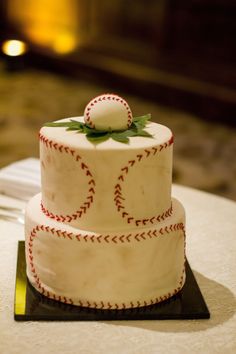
[{"xmin": 0, "ymin": 185, "xmax": 236, "ymax": 354}]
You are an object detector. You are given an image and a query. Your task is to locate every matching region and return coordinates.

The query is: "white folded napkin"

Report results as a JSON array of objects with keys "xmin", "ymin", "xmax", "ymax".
[{"xmin": 0, "ymin": 158, "xmax": 41, "ymax": 201}]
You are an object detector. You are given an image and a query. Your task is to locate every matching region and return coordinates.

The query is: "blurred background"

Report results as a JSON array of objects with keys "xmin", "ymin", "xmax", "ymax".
[{"xmin": 0, "ymin": 0, "xmax": 235, "ymax": 200}]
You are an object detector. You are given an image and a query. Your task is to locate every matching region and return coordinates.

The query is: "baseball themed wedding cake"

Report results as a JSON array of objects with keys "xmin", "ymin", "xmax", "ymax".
[{"xmin": 25, "ymin": 93, "xmax": 186, "ymax": 309}]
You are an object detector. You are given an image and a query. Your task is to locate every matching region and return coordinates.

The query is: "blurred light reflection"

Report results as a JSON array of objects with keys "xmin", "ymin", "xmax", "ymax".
[{"xmin": 2, "ymin": 40, "xmax": 27, "ymax": 56}]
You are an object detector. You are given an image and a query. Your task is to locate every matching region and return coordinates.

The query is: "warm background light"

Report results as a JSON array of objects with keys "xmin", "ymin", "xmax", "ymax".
[
  {"xmin": 7, "ymin": 0, "xmax": 79, "ymax": 53},
  {"xmin": 2, "ymin": 40, "xmax": 27, "ymax": 56},
  {"xmin": 52, "ymin": 32, "xmax": 77, "ymax": 54}
]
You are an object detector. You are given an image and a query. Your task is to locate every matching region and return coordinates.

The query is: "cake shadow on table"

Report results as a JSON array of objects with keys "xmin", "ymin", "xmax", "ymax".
[{"xmin": 111, "ymin": 271, "xmax": 236, "ymax": 333}]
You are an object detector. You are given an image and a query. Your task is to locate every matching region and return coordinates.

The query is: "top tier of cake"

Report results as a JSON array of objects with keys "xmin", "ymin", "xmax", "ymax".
[{"xmin": 39, "ymin": 117, "xmax": 173, "ymax": 232}]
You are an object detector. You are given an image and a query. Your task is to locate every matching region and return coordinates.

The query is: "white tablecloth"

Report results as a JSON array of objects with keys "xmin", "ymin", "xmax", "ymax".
[{"xmin": 0, "ymin": 185, "xmax": 236, "ymax": 354}]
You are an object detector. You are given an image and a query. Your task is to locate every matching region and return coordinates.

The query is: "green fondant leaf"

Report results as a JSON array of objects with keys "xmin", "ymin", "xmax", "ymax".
[
  {"xmin": 45, "ymin": 121, "xmax": 74, "ymax": 127},
  {"xmin": 133, "ymin": 113, "xmax": 151, "ymax": 124},
  {"xmin": 111, "ymin": 131, "xmax": 134, "ymax": 143},
  {"xmin": 112, "ymin": 135, "xmax": 129, "ymax": 143},
  {"xmin": 86, "ymin": 132, "xmax": 111, "ymax": 143},
  {"xmin": 136, "ymin": 130, "xmax": 153, "ymax": 138},
  {"xmin": 44, "ymin": 113, "xmax": 153, "ymax": 144},
  {"xmin": 66, "ymin": 126, "xmax": 82, "ymax": 131}
]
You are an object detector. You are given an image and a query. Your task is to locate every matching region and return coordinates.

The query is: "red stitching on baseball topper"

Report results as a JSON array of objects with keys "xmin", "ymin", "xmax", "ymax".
[
  {"xmin": 27, "ymin": 223, "xmax": 185, "ymax": 309},
  {"xmin": 84, "ymin": 94, "xmax": 133, "ymax": 129},
  {"xmin": 115, "ymin": 136, "xmax": 174, "ymax": 226},
  {"xmin": 39, "ymin": 132, "xmax": 95, "ymax": 222}
]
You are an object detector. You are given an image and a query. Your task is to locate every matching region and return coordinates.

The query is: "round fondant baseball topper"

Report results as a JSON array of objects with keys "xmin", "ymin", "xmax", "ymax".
[{"xmin": 84, "ymin": 93, "xmax": 133, "ymax": 131}]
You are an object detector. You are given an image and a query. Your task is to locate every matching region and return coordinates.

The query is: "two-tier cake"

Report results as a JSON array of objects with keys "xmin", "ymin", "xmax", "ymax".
[{"xmin": 25, "ymin": 94, "xmax": 186, "ymax": 309}]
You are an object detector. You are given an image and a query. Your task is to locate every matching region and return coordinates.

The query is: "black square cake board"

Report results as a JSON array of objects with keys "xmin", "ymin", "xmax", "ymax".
[{"xmin": 14, "ymin": 241, "xmax": 210, "ymax": 321}]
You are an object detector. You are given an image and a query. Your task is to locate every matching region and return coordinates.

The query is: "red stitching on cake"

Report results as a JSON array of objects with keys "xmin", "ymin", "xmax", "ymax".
[
  {"xmin": 119, "ymin": 235, "xmax": 125, "ymax": 243},
  {"xmin": 140, "ymin": 232, "xmax": 146, "ymax": 240},
  {"xmin": 114, "ymin": 139, "xmax": 174, "ymax": 227},
  {"xmin": 127, "ymin": 217, "xmax": 134, "ymax": 223},
  {"xmin": 28, "ymin": 223, "xmax": 184, "ymax": 246},
  {"xmin": 152, "ymin": 147, "xmax": 158, "ymax": 154},
  {"xmin": 39, "ymin": 132, "xmax": 95, "ymax": 222},
  {"xmin": 118, "ymin": 175, "xmax": 124, "ymax": 182},
  {"xmin": 121, "ymin": 166, "xmax": 128, "ymax": 174},
  {"xmin": 27, "ymin": 221, "xmax": 185, "ymax": 309},
  {"xmin": 137, "ymin": 154, "xmax": 143, "ymax": 161},
  {"xmin": 128, "ymin": 160, "xmax": 135, "ymax": 166},
  {"xmin": 28, "ymin": 231, "xmax": 75, "ymax": 305},
  {"xmin": 126, "ymin": 234, "xmax": 132, "ymax": 242},
  {"xmin": 84, "ymin": 94, "xmax": 132, "ymax": 129},
  {"xmin": 36, "ymin": 272, "xmax": 185, "ymax": 309}
]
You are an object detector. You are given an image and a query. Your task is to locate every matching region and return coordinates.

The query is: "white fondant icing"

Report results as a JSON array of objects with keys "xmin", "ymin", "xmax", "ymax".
[
  {"xmin": 25, "ymin": 106, "xmax": 187, "ymax": 309},
  {"xmin": 25, "ymin": 194, "xmax": 186, "ymax": 309},
  {"xmin": 39, "ymin": 117, "xmax": 173, "ymax": 231},
  {"xmin": 84, "ymin": 94, "xmax": 132, "ymax": 130}
]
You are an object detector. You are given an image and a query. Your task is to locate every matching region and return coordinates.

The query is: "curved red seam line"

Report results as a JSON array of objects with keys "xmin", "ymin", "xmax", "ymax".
[
  {"xmin": 84, "ymin": 94, "xmax": 132, "ymax": 130},
  {"xmin": 115, "ymin": 136, "xmax": 174, "ymax": 226},
  {"xmin": 28, "ymin": 224, "xmax": 185, "ymax": 309},
  {"xmin": 39, "ymin": 132, "xmax": 95, "ymax": 222},
  {"xmin": 29, "ymin": 222, "xmax": 184, "ymax": 245},
  {"xmin": 35, "ymin": 273, "xmax": 185, "ymax": 309}
]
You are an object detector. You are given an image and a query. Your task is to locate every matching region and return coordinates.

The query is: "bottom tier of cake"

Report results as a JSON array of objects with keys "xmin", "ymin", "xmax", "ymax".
[{"xmin": 25, "ymin": 194, "xmax": 186, "ymax": 309}]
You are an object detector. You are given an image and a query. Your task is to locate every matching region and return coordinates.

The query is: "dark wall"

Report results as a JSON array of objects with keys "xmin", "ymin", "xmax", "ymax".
[{"xmin": 1, "ymin": 0, "xmax": 236, "ymax": 124}]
